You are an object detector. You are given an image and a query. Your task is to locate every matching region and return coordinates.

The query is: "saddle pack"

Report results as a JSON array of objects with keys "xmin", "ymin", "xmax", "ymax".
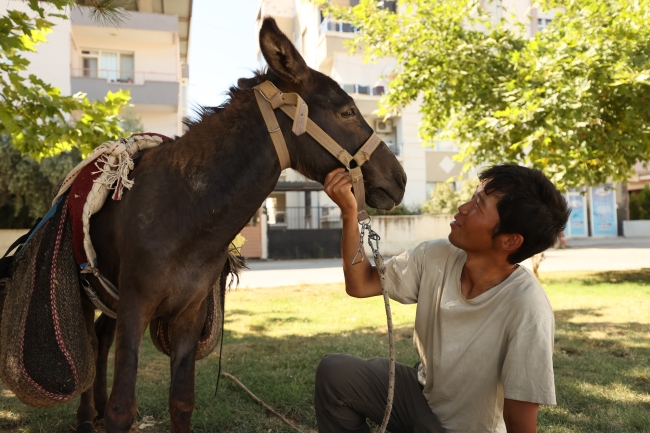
[{"xmin": 0, "ymin": 198, "xmax": 94, "ymax": 407}]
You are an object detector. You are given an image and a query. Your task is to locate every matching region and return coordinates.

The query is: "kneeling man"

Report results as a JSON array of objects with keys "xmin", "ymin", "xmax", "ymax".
[{"xmin": 316, "ymin": 164, "xmax": 570, "ymax": 433}]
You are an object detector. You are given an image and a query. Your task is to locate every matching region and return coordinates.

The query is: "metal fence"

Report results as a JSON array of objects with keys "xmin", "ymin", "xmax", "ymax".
[
  {"xmin": 267, "ymin": 206, "xmax": 342, "ymax": 230},
  {"xmin": 267, "ymin": 206, "xmax": 342, "ymax": 259}
]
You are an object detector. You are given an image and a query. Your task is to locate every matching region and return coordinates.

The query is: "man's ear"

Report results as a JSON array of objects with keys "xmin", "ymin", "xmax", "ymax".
[
  {"xmin": 259, "ymin": 17, "xmax": 310, "ymax": 83},
  {"xmin": 497, "ymin": 233, "xmax": 524, "ymax": 253}
]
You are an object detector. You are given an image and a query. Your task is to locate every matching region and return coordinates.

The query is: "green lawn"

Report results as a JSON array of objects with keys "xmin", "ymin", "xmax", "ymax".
[{"xmin": 1, "ymin": 269, "xmax": 649, "ymax": 433}]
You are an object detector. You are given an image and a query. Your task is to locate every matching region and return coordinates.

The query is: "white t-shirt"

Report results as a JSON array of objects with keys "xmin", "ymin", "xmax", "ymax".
[{"xmin": 383, "ymin": 239, "xmax": 556, "ymax": 433}]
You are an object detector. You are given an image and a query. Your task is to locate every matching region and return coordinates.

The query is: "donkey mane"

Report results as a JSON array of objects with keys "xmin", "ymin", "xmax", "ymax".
[{"xmin": 182, "ymin": 69, "xmax": 270, "ymax": 130}]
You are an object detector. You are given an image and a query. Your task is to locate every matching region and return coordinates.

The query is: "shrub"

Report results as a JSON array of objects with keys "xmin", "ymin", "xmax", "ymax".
[
  {"xmin": 421, "ymin": 179, "xmax": 479, "ymax": 215},
  {"xmin": 629, "ymin": 185, "xmax": 650, "ymax": 220},
  {"xmin": 366, "ymin": 204, "xmax": 422, "ymax": 216}
]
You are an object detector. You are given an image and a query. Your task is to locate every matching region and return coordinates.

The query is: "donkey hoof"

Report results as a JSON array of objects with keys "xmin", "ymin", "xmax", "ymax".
[{"xmin": 76, "ymin": 420, "xmax": 95, "ymax": 433}]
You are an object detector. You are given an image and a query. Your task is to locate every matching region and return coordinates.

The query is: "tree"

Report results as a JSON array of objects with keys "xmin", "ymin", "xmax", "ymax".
[
  {"xmin": 0, "ymin": 135, "xmax": 83, "ymax": 227},
  {"xmin": 421, "ymin": 179, "xmax": 479, "ymax": 215},
  {"xmin": 119, "ymin": 108, "xmax": 145, "ymax": 135},
  {"xmin": 1, "ymin": 0, "xmax": 130, "ymax": 158},
  {"xmin": 325, "ymin": 0, "xmax": 650, "ymax": 191}
]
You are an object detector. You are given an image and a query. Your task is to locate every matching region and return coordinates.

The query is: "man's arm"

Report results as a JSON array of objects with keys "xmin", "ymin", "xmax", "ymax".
[
  {"xmin": 323, "ymin": 168, "xmax": 382, "ymax": 298},
  {"xmin": 503, "ymin": 398, "xmax": 539, "ymax": 433}
]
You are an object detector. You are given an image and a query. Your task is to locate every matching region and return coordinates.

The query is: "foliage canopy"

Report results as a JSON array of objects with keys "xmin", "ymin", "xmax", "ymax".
[
  {"xmin": 325, "ymin": 0, "xmax": 650, "ymax": 190},
  {"xmin": 0, "ymin": 0, "xmax": 130, "ymax": 158}
]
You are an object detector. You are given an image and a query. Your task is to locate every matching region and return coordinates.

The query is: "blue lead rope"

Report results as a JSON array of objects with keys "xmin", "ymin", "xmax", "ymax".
[{"xmin": 16, "ymin": 196, "xmax": 65, "ymax": 256}]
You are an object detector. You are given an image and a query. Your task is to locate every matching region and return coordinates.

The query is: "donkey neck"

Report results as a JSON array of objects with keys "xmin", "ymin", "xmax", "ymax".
[{"xmin": 173, "ymin": 92, "xmax": 292, "ymax": 245}]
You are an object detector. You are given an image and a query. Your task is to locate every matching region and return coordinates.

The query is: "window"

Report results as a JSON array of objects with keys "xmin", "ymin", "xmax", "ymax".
[
  {"xmin": 81, "ymin": 50, "xmax": 134, "ymax": 83},
  {"xmin": 81, "ymin": 50, "xmax": 99, "ymax": 78},
  {"xmin": 537, "ymin": 18, "xmax": 552, "ymax": 32},
  {"xmin": 382, "ymin": 1, "xmax": 397, "ymax": 13},
  {"xmin": 357, "ymin": 85, "xmax": 370, "ymax": 95}
]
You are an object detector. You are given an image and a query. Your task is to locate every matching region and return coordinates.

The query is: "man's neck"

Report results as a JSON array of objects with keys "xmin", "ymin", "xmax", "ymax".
[{"xmin": 460, "ymin": 253, "xmax": 519, "ymax": 300}]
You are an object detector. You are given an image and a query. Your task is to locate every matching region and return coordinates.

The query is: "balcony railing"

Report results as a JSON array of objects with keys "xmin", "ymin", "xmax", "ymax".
[
  {"xmin": 319, "ymin": 19, "xmax": 357, "ymax": 35},
  {"xmin": 71, "ymin": 68, "xmax": 178, "ymax": 85},
  {"xmin": 341, "ymin": 84, "xmax": 386, "ymax": 96}
]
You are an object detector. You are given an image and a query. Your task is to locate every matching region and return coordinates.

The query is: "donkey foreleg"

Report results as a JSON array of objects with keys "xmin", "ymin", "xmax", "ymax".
[
  {"xmin": 105, "ymin": 294, "xmax": 154, "ymax": 433},
  {"xmin": 93, "ymin": 313, "xmax": 116, "ymax": 421},
  {"xmin": 168, "ymin": 303, "xmax": 206, "ymax": 433}
]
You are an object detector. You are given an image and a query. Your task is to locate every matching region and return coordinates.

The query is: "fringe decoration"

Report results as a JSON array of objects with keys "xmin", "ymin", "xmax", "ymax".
[{"xmin": 92, "ymin": 151, "xmax": 136, "ymax": 201}]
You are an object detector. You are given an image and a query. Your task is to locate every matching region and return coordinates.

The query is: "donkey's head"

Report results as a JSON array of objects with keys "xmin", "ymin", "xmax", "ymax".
[{"xmin": 257, "ymin": 17, "xmax": 406, "ymax": 210}]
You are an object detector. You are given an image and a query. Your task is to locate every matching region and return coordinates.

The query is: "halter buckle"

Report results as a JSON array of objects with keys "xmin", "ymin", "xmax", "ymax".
[{"xmin": 256, "ymin": 81, "xmax": 284, "ymax": 108}]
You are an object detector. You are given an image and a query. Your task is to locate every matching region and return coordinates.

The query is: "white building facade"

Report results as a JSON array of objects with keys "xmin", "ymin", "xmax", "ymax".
[{"xmin": 2, "ymin": 0, "xmax": 191, "ymax": 138}]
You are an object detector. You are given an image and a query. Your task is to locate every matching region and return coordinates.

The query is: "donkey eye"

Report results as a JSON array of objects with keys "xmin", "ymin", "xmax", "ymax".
[{"xmin": 341, "ymin": 109, "xmax": 356, "ymax": 118}]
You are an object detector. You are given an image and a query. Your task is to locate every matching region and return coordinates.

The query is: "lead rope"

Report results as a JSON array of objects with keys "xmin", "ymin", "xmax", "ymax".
[{"xmin": 355, "ymin": 219, "xmax": 395, "ymax": 433}]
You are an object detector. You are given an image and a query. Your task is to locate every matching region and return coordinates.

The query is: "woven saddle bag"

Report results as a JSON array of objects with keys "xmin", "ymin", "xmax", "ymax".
[{"xmin": 0, "ymin": 197, "xmax": 94, "ymax": 408}]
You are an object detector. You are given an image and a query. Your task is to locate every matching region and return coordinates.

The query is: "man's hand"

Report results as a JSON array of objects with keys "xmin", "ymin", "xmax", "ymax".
[
  {"xmin": 323, "ymin": 168, "xmax": 383, "ymax": 298},
  {"xmin": 323, "ymin": 168, "xmax": 357, "ymax": 218},
  {"xmin": 503, "ymin": 399, "xmax": 539, "ymax": 433}
]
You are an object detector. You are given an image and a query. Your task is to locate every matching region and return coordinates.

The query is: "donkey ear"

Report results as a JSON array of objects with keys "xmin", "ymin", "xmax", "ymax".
[{"xmin": 259, "ymin": 17, "xmax": 309, "ymax": 83}]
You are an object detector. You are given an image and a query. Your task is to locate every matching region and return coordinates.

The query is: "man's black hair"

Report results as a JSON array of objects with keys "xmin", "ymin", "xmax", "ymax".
[{"xmin": 479, "ymin": 164, "xmax": 571, "ymax": 264}]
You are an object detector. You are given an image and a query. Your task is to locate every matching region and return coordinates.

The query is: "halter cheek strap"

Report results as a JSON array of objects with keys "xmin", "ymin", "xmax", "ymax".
[{"xmin": 253, "ymin": 81, "xmax": 383, "ymax": 222}]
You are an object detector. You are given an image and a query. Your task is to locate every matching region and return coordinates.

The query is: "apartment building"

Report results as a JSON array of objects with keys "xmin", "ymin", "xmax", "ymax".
[{"xmin": 3, "ymin": 0, "xmax": 191, "ymax": 138}]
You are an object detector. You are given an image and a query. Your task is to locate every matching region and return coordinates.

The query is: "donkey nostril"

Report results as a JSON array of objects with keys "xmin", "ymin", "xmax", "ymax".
[{"xmin": 399, "ymin": 170, "xmax": 407, "ymax": 188}]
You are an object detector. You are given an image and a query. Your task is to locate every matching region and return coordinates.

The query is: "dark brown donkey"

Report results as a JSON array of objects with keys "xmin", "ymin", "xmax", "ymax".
[{"xmin": 75, "ymin": 17, "xmax": 406, "ymax": 433}]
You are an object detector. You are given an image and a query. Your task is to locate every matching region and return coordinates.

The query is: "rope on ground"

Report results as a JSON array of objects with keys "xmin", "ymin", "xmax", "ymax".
[{"xmin": 221, "ymin": 372, "xmax": 305, "ymax": 433}]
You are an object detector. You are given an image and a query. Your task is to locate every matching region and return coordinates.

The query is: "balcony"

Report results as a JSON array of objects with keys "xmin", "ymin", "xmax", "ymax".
[
  {"xmin": 319, "ymin": 19, "xmax": 357, "ymax": 35},
  {"xmin": 341, "ymin": 84, "xmax": 386, "ymax": 96},
  {"xmin": 71, "ymin": 68, "xmax": 177, "ymax": 85},
  {"xmin": 316, "ymin": 22, "xmax": 353, "ymax": 73},
  {"xmin": 71, "ymin": 7, "xmax": 178, "ymax": 33},
  {"xmin": 71, "ymin": 68, "xmax": 179, "ymax": 111}
]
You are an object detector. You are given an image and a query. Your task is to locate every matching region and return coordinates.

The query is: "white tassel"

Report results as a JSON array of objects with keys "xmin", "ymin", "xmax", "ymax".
[{"xmin": 92, "ymin": 151, "xmax": 135, "ymax": 201}]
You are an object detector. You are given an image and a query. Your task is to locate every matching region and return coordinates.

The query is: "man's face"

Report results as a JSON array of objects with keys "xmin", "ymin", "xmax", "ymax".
[{"xmin": 448, "ymin": 181, "xmax": 501, "ymax": 254}]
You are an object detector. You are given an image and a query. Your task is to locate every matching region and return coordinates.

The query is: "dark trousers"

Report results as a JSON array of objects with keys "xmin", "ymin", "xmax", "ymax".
[{"xmin": 314, "ymin": 354, "xmax": 446, "ymax": 433}]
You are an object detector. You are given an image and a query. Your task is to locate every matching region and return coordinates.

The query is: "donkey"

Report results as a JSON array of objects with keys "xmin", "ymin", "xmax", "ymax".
[{"xmin": 74, "ymin": 17, "xmax": 406, "ymax": 433}]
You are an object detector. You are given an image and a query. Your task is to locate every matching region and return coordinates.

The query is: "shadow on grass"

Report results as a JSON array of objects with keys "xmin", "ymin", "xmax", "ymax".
[{"xmin": 545, "ymin": 308, "xmax": 650, "ymax": 433}]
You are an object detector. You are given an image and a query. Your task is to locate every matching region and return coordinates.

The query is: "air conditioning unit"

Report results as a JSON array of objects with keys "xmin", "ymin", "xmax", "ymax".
[{"xmin": 375, "ymin": 119, "xmax": 393, "ymax": 133}]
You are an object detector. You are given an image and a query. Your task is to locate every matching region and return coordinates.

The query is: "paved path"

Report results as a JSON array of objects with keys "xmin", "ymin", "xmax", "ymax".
[
  {"xmin": 239, "ymin": 237, "xmax": 650, "ymax": 288},
  {"xmin": 524, "ymin": 237, "xmax": 650, "ymax": 274},
  {"xmin": 240, "ymin": 258, "xmax": 344, "ymax": 288}
]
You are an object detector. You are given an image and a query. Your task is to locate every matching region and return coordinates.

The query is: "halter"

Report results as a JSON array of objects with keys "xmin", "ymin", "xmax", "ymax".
[{"xmin": 253, "ymin": 81, "xmax": 383, "ymax": 222}]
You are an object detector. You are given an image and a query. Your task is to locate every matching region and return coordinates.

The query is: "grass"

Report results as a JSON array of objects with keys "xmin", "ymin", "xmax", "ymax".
[{"xmin": 1, "ymin": 269, "xmax": 649, "ymax": 432}]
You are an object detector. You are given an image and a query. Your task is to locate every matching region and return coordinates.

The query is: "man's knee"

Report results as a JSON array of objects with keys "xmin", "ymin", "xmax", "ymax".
[{"xmin": 316, "ymin": 353, "xmax": 349, "ymax": 389}]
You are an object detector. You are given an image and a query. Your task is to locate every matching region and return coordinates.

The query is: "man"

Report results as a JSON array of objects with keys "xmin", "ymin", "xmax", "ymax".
[{"xmin": 315, "ymin": 164, "xmax": 570, "ymax": 433}]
